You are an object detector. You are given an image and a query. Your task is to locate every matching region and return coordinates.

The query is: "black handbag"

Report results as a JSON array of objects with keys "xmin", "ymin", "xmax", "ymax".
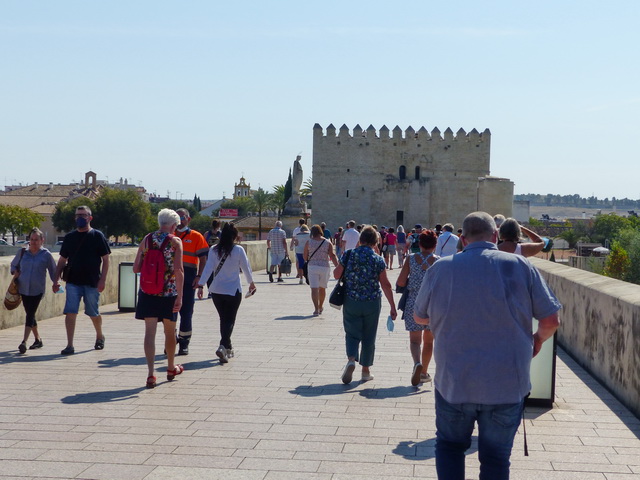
[{"xmin": 329, "ymin": 250, "xmax": 351, "ymax": 310}]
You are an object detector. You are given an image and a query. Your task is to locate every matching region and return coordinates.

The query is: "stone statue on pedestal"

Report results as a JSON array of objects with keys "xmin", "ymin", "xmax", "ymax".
[{"xmin": 284, "ymin": 155, "xmax": 306, "ymax": 216}]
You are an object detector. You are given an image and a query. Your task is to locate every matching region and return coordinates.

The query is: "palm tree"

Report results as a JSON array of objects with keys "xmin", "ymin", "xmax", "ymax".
[
  {"xmin": 300, "ymin": 177, "xmax": 312, "ymax": 197},
  {"xmin": 270, "ymin": 184, "xmax": 286, "ymax": 219},
  {"xmin": 252, "ymin": 188, "xmax": 272, "ymax": 239}
]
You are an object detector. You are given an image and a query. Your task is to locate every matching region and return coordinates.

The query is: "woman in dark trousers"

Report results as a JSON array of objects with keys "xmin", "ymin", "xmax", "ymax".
[
  {"xmin": 333, "ymin": 225, "xmax": 397, "ymax": 384},
  {"xmin": 198, "ymin": 223, "xmax": 255, "ymax": 363},
  {"xmin": 10, "ymin": 228, "xmax": 59, "ymax": 354}
]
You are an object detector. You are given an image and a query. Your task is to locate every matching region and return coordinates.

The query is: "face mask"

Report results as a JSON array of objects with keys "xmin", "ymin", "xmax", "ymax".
[
  {"xmin": 176, "ymin": 225, "xmax": 188, "ymax": 232},
  {"xmin": 76, "ymin": 217, "xmax": 88, "ymax": 228}
]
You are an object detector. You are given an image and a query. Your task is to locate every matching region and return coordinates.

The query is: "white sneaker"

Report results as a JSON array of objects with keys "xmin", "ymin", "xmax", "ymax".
[
  {"xmin": 420, "ymin": 372, "xmax": 432, "ymax": 383},
  {"xmin": 216, "ymin": 345, "xmax": 228, "ymax": 363},
  {"xmin": 226, "ymin": 348, "xmax": 234, "ymax": 358},
  {"xmin": 361, "ymin": 373, "xmax": 374, "ymax": 382},
  {"xmin": 299, "ymin": 278, "xmax": 304, "ymax": 284}
]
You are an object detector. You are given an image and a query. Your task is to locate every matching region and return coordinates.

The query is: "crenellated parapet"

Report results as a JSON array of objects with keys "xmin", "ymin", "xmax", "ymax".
[{"xmin": 313, "ymin": 123, "xmax": 491, "ymax": 143}]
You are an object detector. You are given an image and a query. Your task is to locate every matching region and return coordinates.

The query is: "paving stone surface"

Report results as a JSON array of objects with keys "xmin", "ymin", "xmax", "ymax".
[{"xmin": 1, "ymin": 268, "xmax": 639, "ymax": 479}]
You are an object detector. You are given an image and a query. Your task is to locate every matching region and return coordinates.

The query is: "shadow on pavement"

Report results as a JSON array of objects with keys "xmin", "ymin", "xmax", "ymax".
[
  {"xmin": 0, "ymin": 350, "xmax": 93, "ymax": 363},
  {"xmin": 359, "ymin": 385, "xmax": 430, "ymax": 399},
  {"xmin": 392, "ymin": 437, "xmax": 479, "ymax": 460},
  {"xmin": 98, "ymin": 356, "xmax": 148, "ymax": 368},
  {"xmin": 274, "ymin": 315, "xmax": 316, "ymax": 320},
  {"xmin": 61, "ymin": 386, "xmax": 146, "ymax": 404},
  {"xmin": 289, "ymin": 383, "xmax": 358, "ymax": 397}
]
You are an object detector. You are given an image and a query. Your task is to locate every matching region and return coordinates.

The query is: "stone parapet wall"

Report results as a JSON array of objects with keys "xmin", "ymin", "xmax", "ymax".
[
  {"xmin": 0, "ymin": 241, "xmax": 269, "ymax": 331},
  {"xmin": 0, "ymin": 248, "xmax": 138, "ymax": 330},
  {"xmin": 530, "ymin": 258, "xmax": 640, "ymax": 418}
]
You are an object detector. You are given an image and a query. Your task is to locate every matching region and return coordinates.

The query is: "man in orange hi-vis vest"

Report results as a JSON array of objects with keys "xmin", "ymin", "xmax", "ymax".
[{"xmin": 174, "ymin": 208, "xmax": 209, "ymax": 355}]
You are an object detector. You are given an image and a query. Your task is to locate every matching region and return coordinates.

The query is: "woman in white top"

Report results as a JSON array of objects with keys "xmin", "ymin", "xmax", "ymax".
[
  {"xmin": 198, "ymin": 223, "xmax": 255, "ymax": 363},
  {"xmin": 304, "ymin": 224, "xmax": 338, "ymax": 316}
]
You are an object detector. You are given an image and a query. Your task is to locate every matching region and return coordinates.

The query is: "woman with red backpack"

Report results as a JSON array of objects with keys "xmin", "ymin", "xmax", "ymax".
[{"xmin": 133, "ymin": 208, "xmax": 185, "ymax": 389}]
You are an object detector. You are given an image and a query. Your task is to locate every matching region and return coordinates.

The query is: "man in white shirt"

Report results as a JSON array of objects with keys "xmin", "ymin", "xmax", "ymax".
[
  {"xmin": 435, "ymin": 223, "xmax": 459, "ymax": 257},
  {"xmin": 341, "ymin": 220, "xmax": 360, "ymax": 252}
]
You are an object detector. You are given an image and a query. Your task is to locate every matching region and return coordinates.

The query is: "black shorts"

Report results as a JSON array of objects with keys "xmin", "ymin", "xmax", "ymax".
[{"xmin": 135, "ymin": 291, "xmax": 177, "ymax": 322}]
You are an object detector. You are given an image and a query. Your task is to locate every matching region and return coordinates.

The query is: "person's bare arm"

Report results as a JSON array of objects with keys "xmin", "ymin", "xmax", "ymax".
[
  {"xmin": 173, "ymin": 238, "xmax": 184, "ymax": 312},
  {"xmin": 97, "ymin": 255, "xmax": 109, "ymax": 293},
  {"xmin": 396, "ymin": 260, "xmax": 410, "ymax": 288},
  {"xmin": 378, "ymin": 269, "xmax": 397, "ymax": 320},
  {"xmin": 328, "ymin": 243, "xmax": 338, "ymax": 267},
  {"xmin": 533, "ymin": 312, "xmax": 560, "ymax": 357},
  {"xmin": 132, "ymin": 243, "xmax": 145, "ymax": 274}
]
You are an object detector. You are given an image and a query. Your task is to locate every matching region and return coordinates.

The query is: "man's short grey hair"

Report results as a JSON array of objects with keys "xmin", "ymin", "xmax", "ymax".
[
  {"xmin": 462, "ymin": 212, "xmax": 496, "ymax": 241},
  {"xmin": 158, "ymin": 208, "xmax": 180, "ymax": 228},
  {"xmin": 443, "ymin": 223, "xmax": 454, "ymax": 232},
  {"xmin": 275, "ymin": 221, "xmax": 283, "ymax": 228},
  {"xmin": 493, "ymin": 214, "xmax": 506, "ymax": 228},
  {"xmin": 76, "ymin": 205, "xmax": 92, "ymax": 216}
]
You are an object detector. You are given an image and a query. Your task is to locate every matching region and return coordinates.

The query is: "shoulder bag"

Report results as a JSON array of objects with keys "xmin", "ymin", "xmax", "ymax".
[
  {"xmin": 4, "ymin": 249, "xmax": 25, "ymax": 310},
  {"xmin": 329, "ymin": 249, "xmax": 352, "ymax": 310}
]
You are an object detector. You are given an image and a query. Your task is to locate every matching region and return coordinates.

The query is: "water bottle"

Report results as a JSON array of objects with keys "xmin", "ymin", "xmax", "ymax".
[
  {"xmin": 386, "ymin": 315, "xmax": 394, "ymax": 332},
  {"xmin": 56, "ymin": 285, "xmax": 65, "ymax": 294}
]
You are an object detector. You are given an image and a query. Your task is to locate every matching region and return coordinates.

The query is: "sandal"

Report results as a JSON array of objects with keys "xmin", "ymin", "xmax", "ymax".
[
  {"xmin": 167, "ymin": 364, "xmax": 184, "ymax": 381},
  {"xmin": 146, "ymin": 376, "xmax": 156, "ymax": 389},
  {"xmin": 94, "ymin": 337, "xmax": 105, "ymax": 350}
]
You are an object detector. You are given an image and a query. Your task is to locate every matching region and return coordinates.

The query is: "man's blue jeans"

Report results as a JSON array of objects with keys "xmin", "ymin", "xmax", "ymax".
[{"xmin": 435, "ymin": 389, "xmax": 524, "ymax": 480}]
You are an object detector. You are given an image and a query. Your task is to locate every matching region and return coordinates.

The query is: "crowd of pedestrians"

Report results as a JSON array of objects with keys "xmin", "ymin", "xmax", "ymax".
[{"xmin": 6, "ymin": 208, "xmax": 560, "ymax": 480}]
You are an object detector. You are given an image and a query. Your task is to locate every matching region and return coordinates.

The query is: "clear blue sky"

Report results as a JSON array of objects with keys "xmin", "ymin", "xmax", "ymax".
[{"xmin": 2, "ymin": 1, "xmax": 639, "ymax": 201}]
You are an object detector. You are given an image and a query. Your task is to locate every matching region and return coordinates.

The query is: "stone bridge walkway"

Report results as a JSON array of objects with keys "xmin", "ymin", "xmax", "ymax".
[{"xmin": 1, "ymin": 269, "xmax": 639, "ymax": 479}]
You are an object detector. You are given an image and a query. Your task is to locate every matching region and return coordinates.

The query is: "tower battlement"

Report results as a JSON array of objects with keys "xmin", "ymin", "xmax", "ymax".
[{"xmin": 313, "ymin": 123, "xmax": 490, "ymax": 142}]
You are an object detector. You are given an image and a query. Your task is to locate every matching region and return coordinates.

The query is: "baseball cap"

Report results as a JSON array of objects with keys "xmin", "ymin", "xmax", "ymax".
[{"xmin": 414, "ymin": 224, "xmax": 422, "ymax": 229}]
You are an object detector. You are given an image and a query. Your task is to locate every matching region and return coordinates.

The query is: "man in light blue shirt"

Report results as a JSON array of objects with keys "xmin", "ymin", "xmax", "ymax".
[{"xmin": 414, "ymin": 211, "xmax": 561, "ymax": 480}]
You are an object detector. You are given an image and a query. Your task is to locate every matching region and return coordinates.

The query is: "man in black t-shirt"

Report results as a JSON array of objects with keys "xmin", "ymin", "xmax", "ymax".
[{"xmin": 56, "ymin": 206, "xmax": 111, "ymax": 355}]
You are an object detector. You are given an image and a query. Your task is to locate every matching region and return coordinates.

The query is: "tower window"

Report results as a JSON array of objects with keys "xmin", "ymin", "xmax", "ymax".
[
  {"xmin": 415, "ymin": 166, "xmax": 420, "ymax": 180},
  {"xmin": 399, "ymin": 166, "xmax": 406, "ymax": 180}
]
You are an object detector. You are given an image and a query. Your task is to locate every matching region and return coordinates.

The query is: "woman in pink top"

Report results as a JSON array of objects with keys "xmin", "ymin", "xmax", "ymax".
[{"xmin": 385, "ymin": 228, "xmax": 398, "ymax": 270}]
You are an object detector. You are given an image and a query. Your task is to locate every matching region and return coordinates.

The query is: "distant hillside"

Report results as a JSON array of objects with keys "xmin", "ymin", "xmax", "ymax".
[{"xmin": 515, "ymin": 194, "xmax": 640, "ymax": 209}]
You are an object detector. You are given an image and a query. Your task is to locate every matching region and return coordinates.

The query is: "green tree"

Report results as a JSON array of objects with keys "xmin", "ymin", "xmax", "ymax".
[
  {"xmin": 557, "ymin": 229, "xmax": 580, "ymax": 249},
  {"xmin": 252, "ymin": 187, "xmax": 272, "ymax": 239},
  {"xmin": 284, "ymin": 168, "xmax": 292, "ymax": 205},
  {"xmin": 269, "ymin": 184, "xmax": 286, "ymax": 219},
  {"xmin": 603, "ymin": 240, "xmax": 630, "ymax": 281},
  {"xmin": 52, "ymin": 197, "xmax": 96, "ymax": 233},
  {"xmin": 528, "ymin": 217, "xmax": 544, "ymax": 228},
  {"xmin": 592, "ymin": 213, "xmax": 631, "ymax": 244},
  {"xmin": 613, "ymin": 227, "xmax": 640, "ymax": 284},
  {"xmin": 93, "ymin": 188, "xmax": 151, "ymax": 242},
  {"xmin": 0, "ymin": 205, "xmax": 44, "ymax": 243},
  {"xmin": 189, "ymin": 214, "xmax": 213, "ymax": 235},
  {"xmin": 301, "ymin": 177, "xmax": 312, "ymax": 197}
]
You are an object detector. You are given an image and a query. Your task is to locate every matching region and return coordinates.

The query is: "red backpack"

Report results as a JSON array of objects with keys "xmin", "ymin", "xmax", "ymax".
[{"xmin": 140, "ymin": 234, "xmax": 172, "ymax": 295}]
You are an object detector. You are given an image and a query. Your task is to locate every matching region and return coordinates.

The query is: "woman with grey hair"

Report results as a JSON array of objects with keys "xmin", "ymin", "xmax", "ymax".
[
  {"xmin": 333, "ymin": 225, "xmax": 397, "ymax": 384},
  {"xmin": 133, "ymin": 208, "xmax": 184, "ymax": 388},
  {"xmin": 10, "ymin": 228, "xmax": 59, "ymax": 354},
  {"xmin": 498, "ymin": 218, "xmax": 545, "ymax": 257}
]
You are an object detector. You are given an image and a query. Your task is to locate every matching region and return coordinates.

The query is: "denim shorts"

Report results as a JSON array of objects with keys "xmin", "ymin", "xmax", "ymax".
[{"xmin": 64, "ymin": 283, "xmax": 100, "ymax": 317}]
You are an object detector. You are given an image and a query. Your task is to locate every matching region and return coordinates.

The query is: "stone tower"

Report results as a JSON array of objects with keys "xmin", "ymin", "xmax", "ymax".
[
  {"xmin": 233, "ymin": 176, "xmax": 251, "ymax": 200},
  {"xmin": 311, "ymin": 123, "xmax": 513, "ymax": 230}
]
